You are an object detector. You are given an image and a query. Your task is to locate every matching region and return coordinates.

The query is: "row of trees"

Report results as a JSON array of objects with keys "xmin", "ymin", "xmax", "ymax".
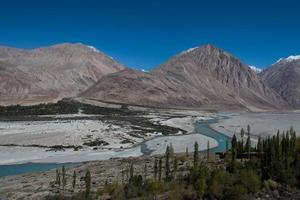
[
  {"xmin": 48, "ymin": 126, "xmax": 300, "ymax": 200},
  {"xmin": 53, "ymin": 166, "xmax": 91, "ymax": 199},
  {"xmin": 231, "ymin": 126, "xmax": 300, "ymax": 185},
  {"xmin": 0, "ymin": 100, "xmax": 79, "ymax": 116}
]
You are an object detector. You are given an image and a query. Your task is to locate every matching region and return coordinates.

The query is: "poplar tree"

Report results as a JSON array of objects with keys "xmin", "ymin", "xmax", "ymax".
[
  {"xmin": 240, "ymin": 128, "xmax": 245, "ymax": 151},
  {"xmin": 165, "ymin": 145, "xmax": 171, "ymax": 181},
  {"xmin": 85, "ymin": 169, "xmax": 91, "ymax": 199},
  {"xmin": 186, "ymin": 147, "xmax": 189, "ymax": 157},
  {"xmin": 194, "ymin": 142, "xmax": 199, "ymax": 169},
  {"xmin": 158, "ymin": 158, "xmax": 162, "ymax": 181},
  {"xmin": 62, "ymin": 166, "xmax": 66, "ymax": 190},
  {"xmin": 144, "ymin": 163, "xmax": 147, "ymax": 181},
  {"xmin": 129, "ymin": 162, "xmax": 134, "ymax": 180},
  {"xmin": 173, "ymin": 156, "xmax": 178, "ymax": 180},
  {"xmin": 72, "ymin": 170, "xmax": 76, "ymax": 190},
  {"xmin": 55, "ymin": 169, "xmax": 61, "ymax": 186},
  {"xmin": 154, "ymin": 159, "xmax": 158, "ymax": 180},
  {"xmin": 231, "ymin": 134, "xmax": 237, "ymax": 172},
  {"xmin": 207, "ymin": 141, "xmax": 210, "ymax": 160},
  {"xmin": 246, "ymin": 134, "xmax": 251, "ymax": 159}
]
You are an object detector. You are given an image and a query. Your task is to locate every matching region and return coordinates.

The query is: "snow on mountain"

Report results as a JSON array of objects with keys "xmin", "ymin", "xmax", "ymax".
[
  {"xmin": 286, "ymin": 55, "xmax": 300, "ymax": 61},
  {"xmin": 87, "ymin": 45, "xmax": 100, "ymax": 53},
  {"xmin": 274, "ymin": 55, "xmax": 300, "ymax": 64},
  {"xmin": 248, "ymin": 65, "xmax": 262, "ymax": 73},
  {"xmin": 180, "ymin": 47, "xmax": 199, "ymax": 55}
]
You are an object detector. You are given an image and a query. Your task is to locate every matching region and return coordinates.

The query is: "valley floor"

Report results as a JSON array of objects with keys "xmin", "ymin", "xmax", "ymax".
[
  {"xmin": 212, "ymin": 112, "xmax": 300, "ymax": 138},
  {"xmin": 0, "ymin": 107, "xmax": 216, "ymax": 165}
]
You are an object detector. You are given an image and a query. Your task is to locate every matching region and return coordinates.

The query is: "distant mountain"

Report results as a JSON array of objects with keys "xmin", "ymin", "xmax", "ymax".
[
  {"xmin": 82, "ymin": 45, "xmax": 288, "ymax": 111},
  {"xmin": 260, "ymin": 55, "xmax": 300, "ymax": 108},
  {"xmin": 0, "ymin": 43, "xmax": 124, "ymax": 105},
  {"xmin": 248, "ymin": 65, "xmax": 262, "ymax": 73}
]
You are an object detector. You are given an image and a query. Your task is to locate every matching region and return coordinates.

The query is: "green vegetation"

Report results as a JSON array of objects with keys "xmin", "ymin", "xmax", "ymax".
[
  {"xmin": 46, "ymin": 126, "xmax": 300, "ymax": 199},
  {"xmin": 0, "ymin": 99, "xmax": 79, "ymax": 116},
  {"xmin": 0, "ymin": 99, "xmax": 136, "ymax": 117}
]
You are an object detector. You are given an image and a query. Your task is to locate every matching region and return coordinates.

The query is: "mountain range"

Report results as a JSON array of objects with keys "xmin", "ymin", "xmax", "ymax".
[
  {"xmin": 260, "ymin": 55, "xmax": 300, "ymax": 108},
  {"xmin": 0, "ymin": 43, "xmax": 299, "ymax": 111},
  {"xmin": 0, "ymin": 43, "xmax": 123, "ymax": 105}
]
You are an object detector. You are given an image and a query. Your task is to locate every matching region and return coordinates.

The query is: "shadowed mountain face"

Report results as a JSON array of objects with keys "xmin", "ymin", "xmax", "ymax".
[
  {"xmin": 0, "ymin": 43, "xmax": 124, "ymax": 105},
  {"xmin": 260, "ymin": 58, "xmax": 300, "ymax": 108},
  {"xmin": 82, "ymin": 45, "xmax": 288, "ymax": 111}
]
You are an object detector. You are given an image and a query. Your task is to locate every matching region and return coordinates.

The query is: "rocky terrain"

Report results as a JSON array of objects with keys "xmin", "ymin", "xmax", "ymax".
[
  {"xmin": 82, "ymin": 45, "xmax": 288, "ymax": 111},
  {"xmin": 0, "ymin": 154, "xmax": 223, "ymax": 200},
  {"xmin": 260, "ymin": 55, "xmax": 300, "ymax": 108},
  {"xmin": 0, "ymin": 43, "xmax": 124, "ymax": 105}
]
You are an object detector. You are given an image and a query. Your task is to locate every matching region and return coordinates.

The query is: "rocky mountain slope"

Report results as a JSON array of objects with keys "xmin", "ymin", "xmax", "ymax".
[
  {"xmin": 0, "ymin": 43, "xmax": 124, "ymax": 105},
  {"xmin": 82, "ymin": 45, "xmax": 288, "ymax": 111},
  {"xmin": 260, "ymin": 56, "xmax": 300, "ymax": 108}
]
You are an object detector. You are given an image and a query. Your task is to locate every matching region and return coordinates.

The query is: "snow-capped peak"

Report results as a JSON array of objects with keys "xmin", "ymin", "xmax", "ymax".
[
  {"xmin": 180, "ymin": 47, "xmax": 199, "ymax": 55},
  {"xmin": 248, "ymin": 65, "xmax": 262, "ymax": 73},
  {"xmin": 274, "ymin": 55, "xmax": 300, "ymax": 64},
  {"xmin": 87, "ymin": 45, "xmax": 100, "ymax": 53},
  {"xmin": 286, "ymin": 55, "xmax": 300, "ymax": 61}
]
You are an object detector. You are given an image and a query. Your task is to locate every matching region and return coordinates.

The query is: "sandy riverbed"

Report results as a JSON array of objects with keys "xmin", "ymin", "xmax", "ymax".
[
  {"xmin": 0, "ymin": 110, "xmax": 216, "ymax": 165},
  {"xmin": 212, "ymin": 112, "xmax": 300, "ymax": 139}
]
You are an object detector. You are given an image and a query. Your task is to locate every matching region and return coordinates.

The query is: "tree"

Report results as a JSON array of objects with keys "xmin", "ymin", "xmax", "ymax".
[
  {"xmin": 172, "ymin": 157, "xmax": 178, "ymax": 180},
  {"xmin": 207, "ymin": 141, "xmax": 210, "ymax": 160},
  {"xmin": 186, "ymin": 147, "xmax": 189, "ymax": 157},
  {"xmin": 257, "ymin": 136, "xmax": 263, "ymax": 158},
  {"xmin": 62, "ymin": 166, "xmax": 66, "ymax": 190},
  {"xmin": 231, "ymin": 134, "xmax": 237, "ymax": 172},
  {"xmin": 165, "ymin": 145, "xmax": 171, "ymax": 181},
  {"xmin": 144, "ymin": 163, "xmax": 147, "ymax": 181},
  {"xmin": 72, "ymin": 170, "xmax": 76, "ymax": 190},
  {"xmin": 194, "ymin": 142, "xmax": 199, "ymax": 169},
  {"xmin": 209, "ymin": 169, "xmax": 230, "ymax": 199},
  {"xmin": 240, "ymin": 128, "xmax": 245, "ymax": 151},
  {"xmin": 158, "ymin": 158, "xmax": 162, "ymax": 181},
  {"xmin": 85, "ymin": 169, "xmax": 91, "ymax": 199},
  {"xmin": 154, "ymin": 159, "xmax": 158, "ymax": 180},
  {"xmin": 247, "ymin": 125, "xmax": 251, "ymax": 136},
  {"xmin": 130, "ymin": 163, "xmax": 134, "ymax": 180},
  {"xmin": 226, "ymin": 139, "xmax": 229, "ymax": 152},
  {"xmin": 55, "ymin": 169, "xmax": 61, "ymax": 186},
  {"xmin": 239, "ymin": 169, "xmax": 261, "ymax": 193},
  {"xmin": 169, "ymin": 143, "xmax": 174, "ymax": 157},
  {"xmin": 246, "ymin": 134, "xmax": 251, "ymax": 159}
]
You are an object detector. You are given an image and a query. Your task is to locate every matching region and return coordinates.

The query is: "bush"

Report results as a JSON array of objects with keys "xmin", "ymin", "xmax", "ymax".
[
  {"xmin": 239, "ymin": 169, "xmax": 261, "ymax": 193},
  {"xmin": 263, "ymin": 179, "xmax": 279, "ymax": 191},
  {"xmin": 208, "ymin": 169, "xmax": 231, "ymax": 199}
]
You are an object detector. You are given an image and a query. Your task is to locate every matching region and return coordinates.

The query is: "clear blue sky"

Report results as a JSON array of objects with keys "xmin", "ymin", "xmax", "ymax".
[{"xmin": 0, "ymin": 0, "xmax": 299, "ymax": 70}]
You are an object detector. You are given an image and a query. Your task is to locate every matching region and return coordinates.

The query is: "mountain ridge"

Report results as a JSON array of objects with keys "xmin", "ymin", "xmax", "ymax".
[
  {"xmin": 0, "ymin": 43, "xmax": 124, "ymax": 105},
  {"xmin": 82, "ymin": 44, "xmax": 289, "ymax": 111},
  {"xmin": 260, "ymin": 58, "xmax": 300, "ymax": 108}
]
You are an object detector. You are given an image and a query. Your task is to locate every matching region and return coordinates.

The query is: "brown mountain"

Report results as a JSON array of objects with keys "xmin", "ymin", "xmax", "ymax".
[
  {"xmin": 0, "ymin": 43, "xmax": 124, "ymax": 105},
  {"xmin": 82, "ymin": 44, "xmax": 288, "ymax": 111},
  {"xmin": 260, "ymin": 56, "xmax": 300, "ymax": 108}
]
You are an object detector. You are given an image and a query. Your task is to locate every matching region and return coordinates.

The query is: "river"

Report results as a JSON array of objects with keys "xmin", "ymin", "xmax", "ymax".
[{"xmin": 0, "ymin": 115, "xmax": 228, "ymax": 177}]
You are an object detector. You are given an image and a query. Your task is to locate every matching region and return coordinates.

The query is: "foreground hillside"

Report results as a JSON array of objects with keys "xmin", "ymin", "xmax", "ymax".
[{"xmin": 82, "ymin": 45, "xmax": 288, "ymax": 111}]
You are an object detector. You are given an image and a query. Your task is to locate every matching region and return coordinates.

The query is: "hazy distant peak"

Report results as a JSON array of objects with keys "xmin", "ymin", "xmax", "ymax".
[{"xmin": 248, "ymin": 65, "xmax": 262, "ymax": 73}]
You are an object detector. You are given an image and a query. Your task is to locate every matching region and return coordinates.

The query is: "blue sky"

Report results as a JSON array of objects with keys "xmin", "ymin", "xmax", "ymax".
[{"xmin": 0, "ymin": 0, "xmax": 299, "ymax": 70}]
